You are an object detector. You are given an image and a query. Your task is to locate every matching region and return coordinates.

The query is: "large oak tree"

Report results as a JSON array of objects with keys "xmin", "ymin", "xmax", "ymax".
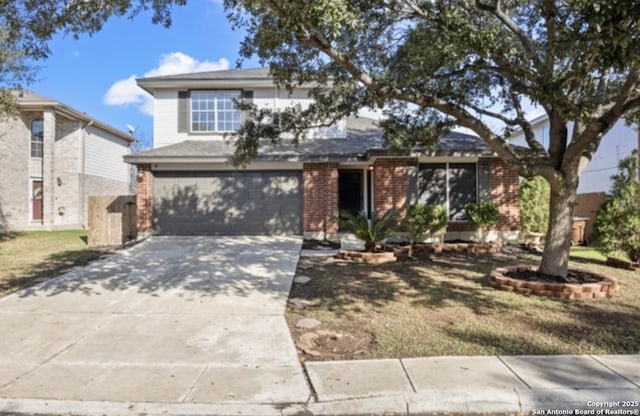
[{"xmin": 223, "ymin": 0, "xmax": 640, "ymax": 278}]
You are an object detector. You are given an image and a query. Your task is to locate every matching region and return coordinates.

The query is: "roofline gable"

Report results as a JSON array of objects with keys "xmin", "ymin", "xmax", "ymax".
[{"xmin": 15, "ymin": 91, "xmax": 134, "ymax": 143}]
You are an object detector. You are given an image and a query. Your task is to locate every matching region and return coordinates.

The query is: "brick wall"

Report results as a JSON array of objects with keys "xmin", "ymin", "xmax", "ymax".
[
  {"xmin": 0, "ymin": 113, "xmax": 31, "ymax": 230},
  {"xmin": 52, "ymin": 117, "xmax": 82, "ymax": 227},
  {"xmin": 135, "ymin": 164, "xmax": 153, "ymax": 235},
  {"xmin": 488, "ymin": 158, "xmax": 520, "ymax": 231},
  {"xmin": 303, "ymin": 162, "xmax": 339, "ymax": 234},
  {"xmin": 373, "ymin": 158, "xmax": 411, "ymax": 215}
]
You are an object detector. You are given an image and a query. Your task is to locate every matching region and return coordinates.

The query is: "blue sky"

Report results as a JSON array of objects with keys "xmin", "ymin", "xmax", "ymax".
[{"xmin": 30, "ymin": 0, "xmax": 257, "ymax": 148}]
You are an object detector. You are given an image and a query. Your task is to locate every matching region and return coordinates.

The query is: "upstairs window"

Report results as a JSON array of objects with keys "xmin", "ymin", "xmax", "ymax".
[
  {"xmin": 31, "ymin": 119, "xmax": 44, "ymax": 158},
  {"xmin": 190, "ymin": 91, "xmax": 241, "ymax": 133}
]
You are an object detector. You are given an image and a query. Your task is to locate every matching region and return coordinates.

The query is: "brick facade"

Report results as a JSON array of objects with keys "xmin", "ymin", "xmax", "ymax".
[
  {"xmin": 303, "ymin": 162, "xmax": 339, "ymax": 234},
  {"xmin": 489, "ymin": 158, "xmax": 520, "ymax": 231},
  {"xmin": 373, "ymin": 158, "xmax": 411, "ymax": 215},
  {"xmin": 135, "ymin": 164, "xmax": 153, "ymax": 235},
  {"xmin": 131, "ymin": 158, "xmax": 520, "ymax": 237}
]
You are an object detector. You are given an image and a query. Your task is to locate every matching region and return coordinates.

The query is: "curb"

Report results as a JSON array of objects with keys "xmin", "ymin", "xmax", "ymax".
[{"xmin": 2, "ymin": 388, "xmax": 639, "ymax": 416}]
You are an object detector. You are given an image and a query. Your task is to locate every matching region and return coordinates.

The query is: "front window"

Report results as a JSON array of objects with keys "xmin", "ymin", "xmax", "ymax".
[
  {"xmin": 418, "ymin": 162, "xmax": 477, "ymax": 221},
  {"xmin": 191, "ymin": 91, "xmax": 241, "ymax": 132},
  {"xmin": 31, "ymin": 119, "xmax": 43, "ymax": 158}
]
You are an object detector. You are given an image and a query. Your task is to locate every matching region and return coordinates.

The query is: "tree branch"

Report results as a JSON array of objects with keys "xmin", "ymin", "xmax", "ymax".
[
  {"xmin": 542, "ymin": 0, "xmax": 556, "ymax": 75},
  {"xmin": 564, "ymin": 69, "xmax": 640, "ymax": 164},
  {"xmin": 509, "ymin": 91, "xmax": 548, "ymax": 156},
  {"xmin": 475, "ymin": 0, "xmax": 543, "ymax": 71}
]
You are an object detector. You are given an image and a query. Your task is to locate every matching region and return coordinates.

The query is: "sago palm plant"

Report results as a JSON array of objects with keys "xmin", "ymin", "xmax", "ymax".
[{"xmin": 339, "ymin": 209, "xmax": 400, "ymax": 252}]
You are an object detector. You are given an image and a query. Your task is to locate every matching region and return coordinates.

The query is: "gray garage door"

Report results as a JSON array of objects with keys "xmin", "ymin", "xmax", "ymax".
[{"xmin": 152, "ymin": 171, "xmax": 302, "ymax": 235}]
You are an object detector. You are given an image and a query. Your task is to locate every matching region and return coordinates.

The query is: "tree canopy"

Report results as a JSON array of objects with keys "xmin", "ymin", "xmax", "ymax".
[
  {"xmin": 224, "ymin": 0, "xmax": 640, "ymax": 277},
  {"xmin": 0, "ymin": 0, "xmax": 186, "ymax": 115}
]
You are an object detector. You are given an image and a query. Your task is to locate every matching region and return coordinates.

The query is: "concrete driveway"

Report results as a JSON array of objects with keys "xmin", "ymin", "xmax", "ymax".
[{"xmin": 0, "ymin": 236, "xmax": 310, "ymax": 406}]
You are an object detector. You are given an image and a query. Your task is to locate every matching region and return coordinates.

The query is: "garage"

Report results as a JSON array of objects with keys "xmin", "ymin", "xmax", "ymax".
[{"xmin": 152, "ymin": 171, "xmax": 302, "ymax": 235}]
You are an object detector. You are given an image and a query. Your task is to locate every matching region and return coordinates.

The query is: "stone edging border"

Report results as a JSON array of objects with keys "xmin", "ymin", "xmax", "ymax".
[
  {"xmin": 488, "ymin": 265, "xmax": 618, "ymax": 301},
  {"xmin": 413, "ymin": 242, "xmax": 502, "ymax": 255},
  {"xmin": 337, "ymin": 250, "xmax": 397, "ymax": 264},
  {"xmin": 339, "ymin": 242, "xmax": 503, "ymax": 263}
]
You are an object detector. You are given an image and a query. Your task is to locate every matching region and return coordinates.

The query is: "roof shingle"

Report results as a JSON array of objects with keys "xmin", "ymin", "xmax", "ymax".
[{"xmin": 125, "ymin": 117, "xmax": 498, "ymax": 163}]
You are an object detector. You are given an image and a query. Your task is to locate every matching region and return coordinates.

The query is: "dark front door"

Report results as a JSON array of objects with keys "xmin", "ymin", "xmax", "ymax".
[
  {"xmin": 338, "ymin": 169, "xmax": 363, "ymax": 216},
  {"xmin": 32, "ymin": 180, "xmax": 43, "ymax": 221}
]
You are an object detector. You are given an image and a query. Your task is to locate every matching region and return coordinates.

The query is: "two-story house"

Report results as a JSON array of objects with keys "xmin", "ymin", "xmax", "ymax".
[
  {"xmin": 0, "ymin": 91, "xmax": 133, "ymax": 232},
  {"xmin": 508, "ymin": 112, "xmax": 639, "ymax": 195},
  {"xmin": 125, "ymin": 67, "xmax": 520, "ymax": 241},
  {"xmin": 508, "ymin": 112, "xmax": 639, "ymax": 242}
]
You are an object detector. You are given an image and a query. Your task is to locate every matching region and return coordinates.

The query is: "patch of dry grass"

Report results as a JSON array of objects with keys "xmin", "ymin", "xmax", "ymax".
[
  {"xmin": 287, "ymin": 247, "xmax": 640, "ymax": 360},
  {"xmin": 0, "ymin": 230, "xmax": 109, "ymax": 298}
]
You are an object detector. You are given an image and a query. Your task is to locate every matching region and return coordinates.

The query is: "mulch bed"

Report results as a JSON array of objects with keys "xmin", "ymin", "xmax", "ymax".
[
  {"xmin": 490, "ymin": 265, "xmax": 618, "ymax": 300},
  {"xmin": 504, "ymin": 269, "xmax": 601, "ymax": 284}
]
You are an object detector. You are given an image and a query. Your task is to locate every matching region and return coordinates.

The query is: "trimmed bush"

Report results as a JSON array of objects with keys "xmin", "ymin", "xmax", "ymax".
[
  {"xmin": 465, "ymin": 202, "xmax": 500, "ymax": 242},
  {"xmin": 520, "ymin": 176, "xmax": 550, "ymax": 234},
  {"xmin": 404, "ymin": 204, "xmax": 447, "ymax": 244}
]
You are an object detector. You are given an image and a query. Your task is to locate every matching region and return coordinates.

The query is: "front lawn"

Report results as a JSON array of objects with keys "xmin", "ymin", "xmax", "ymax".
[
  {"xmin": 0, "ymin": 230, "xmax": 110, "ymax": 298},
  {"xmin": 287, "ymin": 246, "xmax": 640, "ymax": 360}
]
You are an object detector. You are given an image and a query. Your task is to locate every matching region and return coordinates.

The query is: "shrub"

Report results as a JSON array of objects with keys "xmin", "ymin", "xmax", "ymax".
[
  {"xmin": 465, "ymin": 202, "xmax": 500, "ymax": 242},
  {"xmin": 519, "ymin": 176, "xmax": 550, "ymax": 234},
  {"xmin": 593, "ymin": 151, "xmax": 640, "ymax": 262},
  {"xmin": 339, "ymin": 209, "xmax": 400, "ymax": 252},
  {"xmin": 404, "ymin": 204, "xmax": 447, "ymax": 244}
]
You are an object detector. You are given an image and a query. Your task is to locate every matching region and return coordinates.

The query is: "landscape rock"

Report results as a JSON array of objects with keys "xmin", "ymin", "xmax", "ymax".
[
  {"xmin": 296, "ymin": 318, "xmax": 322, "ymax": 329},
  {"xmin": 294, "ymin": 275, "xmax": 312, "ymax": 284},
  {"xmin": 289, "ymin": 298, "xmax": 316, "ymax": 309}
]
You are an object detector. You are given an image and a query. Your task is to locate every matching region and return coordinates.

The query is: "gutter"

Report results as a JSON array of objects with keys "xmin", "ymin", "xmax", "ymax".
[{"xmin": 17, "ymin": 97, "xmax": 133, "ymax": 143}]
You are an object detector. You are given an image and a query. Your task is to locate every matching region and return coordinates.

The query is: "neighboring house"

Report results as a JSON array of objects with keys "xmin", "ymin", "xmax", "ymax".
[
  {"xmin": 126, "ymin": 67, "xmax": 520, "ymax": 241},
  {"xmin": 0, "ymin": 91, "xmax": 134, "ymax": 232},
  {"xmin": 508, "ymin": 112, "xmax": 639, "ymax": 194}
]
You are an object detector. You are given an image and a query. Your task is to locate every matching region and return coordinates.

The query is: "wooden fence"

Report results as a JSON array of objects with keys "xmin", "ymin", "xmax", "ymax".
[
  {"xmin": 88, "ymin": 195, "xmax": 137, "ymax": 246},
  {"xmin": 575, "ymin": 192, "xmax": 607, "ymax": 243}
]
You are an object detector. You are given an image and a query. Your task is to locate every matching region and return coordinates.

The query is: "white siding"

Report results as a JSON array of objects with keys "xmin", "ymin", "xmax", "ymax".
[
  {"xmin": 509, "ymin": 118, "xmax": 638, "ymax": 193},
  {"xmin": 578, "ymin": 121, "xmax": 637, "ymax": 194},
  {"xmin": 274, "ymin": 88, "xmax": 347, "ymax": 139},
  {"xmin": 152, "ymin": 87, "xmax": 347, "ymax": 149},
  {"xmin": 154, "ymin": 90, "xmax": 189, "ymax": 148},
  {"xmin": 84, "ymin": 125, "xmax": 131, "ymax": 182}
]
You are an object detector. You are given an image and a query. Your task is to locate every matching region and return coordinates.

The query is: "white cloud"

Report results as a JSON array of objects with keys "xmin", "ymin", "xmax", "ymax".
[{"xmin": 104, "ymin": 52, "xmax": 229, "ymax": 115}]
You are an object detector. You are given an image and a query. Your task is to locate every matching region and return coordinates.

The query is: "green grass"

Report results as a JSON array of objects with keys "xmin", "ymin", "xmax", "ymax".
[
  {"xmin": 571, "ymin": 246, "xmax": 632, "ymax": 264},
  {"xmin": 570, "ymin": 246, "xmax": 608, "ymax": 263},
  {"xmin": 288, "ymin": 249, "xmax": 640, "ymax": 359},
  {"xmin": 0, "ymin": 230, "xmax": 109, "ymax": 297}
]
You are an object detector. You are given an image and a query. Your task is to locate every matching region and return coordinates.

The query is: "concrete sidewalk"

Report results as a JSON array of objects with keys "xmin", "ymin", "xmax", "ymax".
[
  {"xmin": 305, "ymin": 354, "xmax": 640, "ymax": 415},
  {"xmin": 1, "ymin": 354, "xmax": 638, "ymax": 415}
]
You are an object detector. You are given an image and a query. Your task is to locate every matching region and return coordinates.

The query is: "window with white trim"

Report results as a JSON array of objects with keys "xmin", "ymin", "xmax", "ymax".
[
  {"xmin": 31, "ymin": 119, "xmax": 44, "ymax": 158},
  {"xmin": 190, "ymin": 91, "xmax": 241, "ymax": 132}
]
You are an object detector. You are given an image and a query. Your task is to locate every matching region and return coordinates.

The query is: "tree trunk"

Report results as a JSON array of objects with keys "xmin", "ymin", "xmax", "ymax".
[{"xmin": 539, "ymin": 184, "xmax": 577, "ymax": 278}]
